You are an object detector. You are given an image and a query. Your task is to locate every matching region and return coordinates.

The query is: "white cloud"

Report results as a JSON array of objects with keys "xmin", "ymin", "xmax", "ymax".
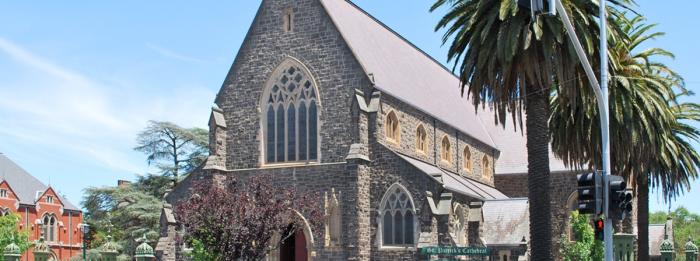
[
  {"xmin": 0, "ymin": 37, "xmax": 214, "ymax": 175},
  {"xmin": 146, "ymin": 42, "xmax": 205, "ymax": 64}
]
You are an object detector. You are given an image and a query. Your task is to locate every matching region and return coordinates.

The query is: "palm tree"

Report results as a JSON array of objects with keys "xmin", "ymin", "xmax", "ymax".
[
  {"xmin": 432, "ymin": 0, "xmax": 629, "ymax": 258},
  {"xmin": 550, "ymin": 14, "xmax": 700, "ymax": 261}
]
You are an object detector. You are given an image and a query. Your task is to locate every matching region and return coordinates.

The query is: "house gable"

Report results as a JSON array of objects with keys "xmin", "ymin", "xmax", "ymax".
[
  {"xmin": 35, "ymin": 187, "xmax": 64, "ymax": 207},
  {"xmin": 213, "ymin": 0, "xmax": 373, "ymax": 169}
]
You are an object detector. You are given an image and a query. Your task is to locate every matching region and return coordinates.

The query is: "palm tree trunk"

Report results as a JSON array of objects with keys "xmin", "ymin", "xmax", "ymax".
[
  {"xmin": 637, "ymin": 174, "xmax": 650, "ymax": 261},
  {"xmin": 525, "ymin": 89, "xmax": 553, "ymax": 260}
]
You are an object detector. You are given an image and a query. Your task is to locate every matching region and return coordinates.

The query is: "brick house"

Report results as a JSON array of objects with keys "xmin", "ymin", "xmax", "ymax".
[
  {"xmin": 0, "ymin": 154, "xmax": 84, "ymax": 261},
  {"xmin": 156, "ymin": 0, "xmax": 631, "ymax": 260}
]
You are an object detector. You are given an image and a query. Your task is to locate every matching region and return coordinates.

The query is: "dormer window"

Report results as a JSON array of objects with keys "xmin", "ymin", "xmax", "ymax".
[
  {"xmin": 46, "ymin": 195, "xmax": 54, "ymax": 204},
  {"xmin": 0, "ymin": 189, "xmax": 7, "ymax": 198},
  {"xmin": 283, "ymin": 8, "xmax": 294, "ymax": 33}
]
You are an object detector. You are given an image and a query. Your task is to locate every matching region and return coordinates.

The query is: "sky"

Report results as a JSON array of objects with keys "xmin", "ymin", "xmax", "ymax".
[{"xmin": 0, "ymin": 1, "xmax": 698, "ymax": 214}]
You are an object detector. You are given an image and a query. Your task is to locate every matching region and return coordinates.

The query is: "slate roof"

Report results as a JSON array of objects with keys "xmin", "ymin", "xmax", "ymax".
[
  {"xmin": 0, "ymin": 154, "xmax": 80, "ymax": 211},
  {"xmin": 320, "ymin": 0, "xmax": 574, "ymax": 175},
  {"xmin": 477, "ymin": 106, "xmax": 572, "ymax": 175},
  {"xmin": 482, "ymin": 198, "xmax": 530, "ymax": 246},
  {"xmin": 649, "ymin": 222, "xmax": 673, "ymax": 257},
  {"xmin": 394, "ymin": 151, "xmax": 508, "ymax": 200},
  {"xmin": 319, "ymin": 0, "xmax": 496, "ymax": 149}
]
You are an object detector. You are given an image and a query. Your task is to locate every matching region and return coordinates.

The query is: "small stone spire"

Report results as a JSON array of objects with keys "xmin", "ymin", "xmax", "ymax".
[
  {"xmin": 685, "ymin": 236, "xmax": 698, "ymax": 261},
  {"xmin": 135, "ymin": 234, "xmax": 155, "ymax": 261}
]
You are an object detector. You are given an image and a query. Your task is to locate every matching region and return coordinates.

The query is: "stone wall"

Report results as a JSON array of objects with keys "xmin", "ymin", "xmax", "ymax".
[
  {"xmin": 378, "ymin": 95, "xmax": 497, "ymax": 186},
  {"xmin": 214, "ymin": 0, "xmax": 371, "ymax": 170}
]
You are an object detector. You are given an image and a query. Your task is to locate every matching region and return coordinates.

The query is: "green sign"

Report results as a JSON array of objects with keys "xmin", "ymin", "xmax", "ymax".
[{"xmin": 419, "ymin": 246, "xmax": 491, "ymax": 256}]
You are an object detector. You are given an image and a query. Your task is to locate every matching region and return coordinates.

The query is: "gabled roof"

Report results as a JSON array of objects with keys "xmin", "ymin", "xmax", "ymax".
[
  {"xmin": 319, "ymin": 0, "xmax": 496, "ymax": 149},
  {"xmin": 319, "ymin": 0, "xmax": 574, "ymax": 175},
  {"xmin": 482, "ymin": 198, "xmax": 530, "ymax": 246},
  {"xmin": 0, "ymin": 154, "xmax": 80, "ymax": 211}
]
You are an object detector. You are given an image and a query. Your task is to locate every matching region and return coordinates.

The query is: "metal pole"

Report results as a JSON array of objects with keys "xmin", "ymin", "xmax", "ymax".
[
  {"xmin": 553, "ymin": 1, "xmax": 613, "ymax": 260},
  {"xmin": 83, "ymin": 236, "xmax": 86, "ymax": 261},
  {"xmin": 599, "ymin": 0, "xmax": 614, "ymax": 260}
]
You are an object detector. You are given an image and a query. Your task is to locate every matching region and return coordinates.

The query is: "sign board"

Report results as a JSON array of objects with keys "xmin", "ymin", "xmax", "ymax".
[{"xmin": 419, "ymin": 247, "xmax": 491, "ymax": 256}]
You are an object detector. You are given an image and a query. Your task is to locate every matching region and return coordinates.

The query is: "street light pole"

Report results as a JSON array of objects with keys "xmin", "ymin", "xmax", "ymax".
[
  {"xmin": 599, "ymin": 1, "xmax": 614, "ymax": 260},
  {"xmin": 553, "ymin": 0, "xmax": 613, "ymax": 260},
  {"xmin": 80, "ymin": 224, "xmax": 90, "ymax": 261}
]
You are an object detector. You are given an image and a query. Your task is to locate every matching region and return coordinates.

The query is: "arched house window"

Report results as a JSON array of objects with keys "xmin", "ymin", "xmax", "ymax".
[
  {"xmin": 463, "ymin": 147, "xmax": 472, "ymax": 173},
  {"xmin": 262, "ymin": 58, "xmax": 320, "ymax": 164},
  {"xmin": 440, "ymin": 136, "xmax": 452, "ymax": 163},
  {"xmin": 379, "ymin": 183, "xmax": 416, "ymax": 247},
  {"xmin": 385, "ymin": 111, "xmax": 400, "ymax": 144},
  {"xmin": 482, "ymin": 156, "xmax": 491, "ymax": 178},
  {"xmin": 42, "ymin": 214, "xmax": 57, "ymax": 242},
  {"xmin": 415, "ymin": 125, "xmax": 427, "ymax": 154}
]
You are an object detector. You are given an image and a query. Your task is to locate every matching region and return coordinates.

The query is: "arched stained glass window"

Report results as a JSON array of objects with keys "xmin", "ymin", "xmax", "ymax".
[
  {"xmin": 380, "ymin": 183, "xmax": 416, "ymax": 246},
  {"xmin": 263, "ymin": 61, "xmax": 319, "ymax": 164},
  {"xmin": 42, "ymin": 214, "xmax": 57, "ymax": 242}
]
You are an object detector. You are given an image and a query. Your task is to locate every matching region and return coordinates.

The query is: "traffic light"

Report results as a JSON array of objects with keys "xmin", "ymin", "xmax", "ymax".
[
  {"xmin": 608, "ymin": 175, "xmax": 633, "ymax": 220},
  {"xmin": 576, "ymin": 172, "xmax": 602, "ymax": 215},
  {"xmin": 594, "ymin": 218, "xmax": 604, "ymax": 241}
]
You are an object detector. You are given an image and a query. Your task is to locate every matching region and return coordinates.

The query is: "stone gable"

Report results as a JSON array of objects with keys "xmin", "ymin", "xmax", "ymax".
[{"xmin": 214, "ymin": 0, "xmax": 371, "ymax": 170}]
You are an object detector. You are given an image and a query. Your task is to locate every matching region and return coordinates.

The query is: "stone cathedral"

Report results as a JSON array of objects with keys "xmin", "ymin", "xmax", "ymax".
[{"xmin": 155, "ymin": 0, "xmax": 636, "ymax": 260}]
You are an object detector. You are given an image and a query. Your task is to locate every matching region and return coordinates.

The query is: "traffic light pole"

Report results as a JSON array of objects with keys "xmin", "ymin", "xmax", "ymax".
[
  {"xmin": 553, "ymin": 1, "xmax": 613, "ymax": 260},
  {"xmin": 599, "ymin": 1, "xmax": 614, "ymax": 259}
]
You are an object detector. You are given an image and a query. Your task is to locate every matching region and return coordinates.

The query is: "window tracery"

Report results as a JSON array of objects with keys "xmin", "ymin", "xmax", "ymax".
[
  {"xmin": 263, "ymin": 62, "xmax": 319, "ymax": 164},
  {"xmin": 42, "ymin": 214, "xmax": 57, "ymax": 242},
  {"xmin": 380, "ymin": 184, "xmax": 415, "ymax": 246}
]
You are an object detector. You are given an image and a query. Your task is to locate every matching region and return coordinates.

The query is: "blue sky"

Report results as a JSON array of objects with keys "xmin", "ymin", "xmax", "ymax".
[{"xmin": 0, "ymin": 1, "xmax": 698, "ymax": 214}]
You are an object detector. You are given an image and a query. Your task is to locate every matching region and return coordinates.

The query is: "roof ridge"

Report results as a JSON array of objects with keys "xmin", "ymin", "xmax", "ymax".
[{"xmin": 342, "ymin": 0, "xmax": 462, "ymax": 81}]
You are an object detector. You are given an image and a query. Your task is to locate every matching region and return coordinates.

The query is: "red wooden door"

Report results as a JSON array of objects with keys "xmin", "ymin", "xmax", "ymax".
[{"xmin": 294, "ymin": 230, "xmax": 308, "ymax": 261}]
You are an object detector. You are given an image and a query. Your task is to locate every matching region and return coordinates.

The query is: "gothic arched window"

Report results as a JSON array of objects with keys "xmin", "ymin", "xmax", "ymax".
[
  {"xmin": 482, "ymin": 156, "xmax": 491, "ymax": 178},
  {"xmin": 263, "ymin": 60, "xmax": 319, "ymax": 164},
  {"xmin": 379, "ymin": 183, "xmax": 415, "ymax": 247},
  {"xmin": 42, "ymin": 214, "xmax": 57, "ymax": 242},
  {"xmin": 385, "ymin": 111, "xmax": 400, "ymax": 143},
  {"xmin": 416, "ymin": 125, "xmax": 427, "ymax": 154},
  {"xmin": 463, "ymin": 147, "xmax": 472, "ymax": 173},
  {"xmin": 441, "ymin": 136, "xmax": 452, "ymax": 163}
]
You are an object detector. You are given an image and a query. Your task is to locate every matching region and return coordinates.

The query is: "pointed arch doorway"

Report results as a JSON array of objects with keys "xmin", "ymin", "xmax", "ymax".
[{"xmin": 279, "ymin": 225, "xmax": 308, "ymax": 261}]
